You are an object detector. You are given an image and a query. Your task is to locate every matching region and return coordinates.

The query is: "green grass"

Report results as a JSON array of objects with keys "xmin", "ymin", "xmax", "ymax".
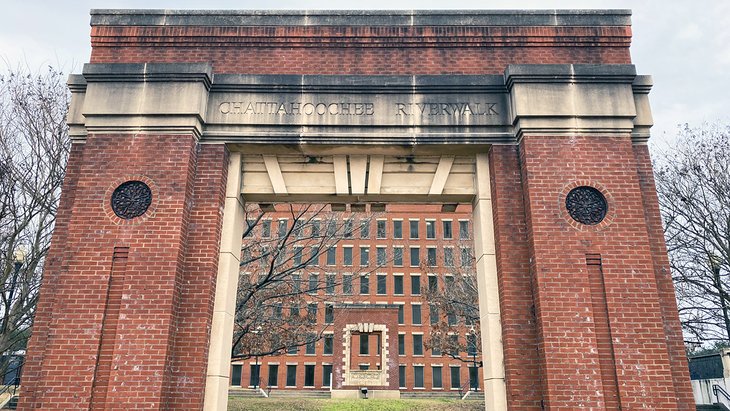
[{"xmin": 228, "ymin": 398, "xmax": 484, "ymax": 411}]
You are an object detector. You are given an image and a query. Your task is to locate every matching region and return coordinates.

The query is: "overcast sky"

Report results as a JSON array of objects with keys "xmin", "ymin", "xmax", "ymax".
[{"xmin": 2, "ymin": 0, "xmax": 728, "ymax": 147}]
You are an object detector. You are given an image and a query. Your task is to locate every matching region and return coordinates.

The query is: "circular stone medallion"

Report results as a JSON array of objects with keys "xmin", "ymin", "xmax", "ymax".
[
  {"xmin": 111, "ymin": 181, "xmax": 152, "ymax": 219},
  {"xmin": 565, "ymin": 186, "xmax": 608, "ymax": 225}
]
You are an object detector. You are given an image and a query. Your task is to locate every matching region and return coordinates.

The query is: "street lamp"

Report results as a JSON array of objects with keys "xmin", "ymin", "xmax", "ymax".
[
  {"xmin": 252, "ymin": 325, "xmax": 262, "ymax": 390},
  {"xmin": 2, "ymin": 249, "xmax": 25, "ymax": 336},
  {"xmin": 468, "ymin": 325, "xmax": 479, "ymax": 392},
  {"xmin": 12, "ymin": 250, "xmax": 25, "ymax": 270},
  {"xmin": 11, "ymin": 250, "xmax": 25, "ymax": 296}
]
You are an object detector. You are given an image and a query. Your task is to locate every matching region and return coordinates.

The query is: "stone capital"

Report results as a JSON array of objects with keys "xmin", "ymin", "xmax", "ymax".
[
  {"xmin": 505, "ymin": 64, "xmax": 651, "ymax": 142},
  {"xmin": 68, "ymin": 63, "xmax": 213, "ymax": 141}
]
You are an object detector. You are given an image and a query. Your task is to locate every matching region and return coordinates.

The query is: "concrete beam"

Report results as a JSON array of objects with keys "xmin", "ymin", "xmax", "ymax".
[
  {"xmin": 428, "ymin": 156, "xmax": 455, "ymax": 195},
  {"xmin": 262, "ymin": 155, "xmax": 288, "ymax": 195}
]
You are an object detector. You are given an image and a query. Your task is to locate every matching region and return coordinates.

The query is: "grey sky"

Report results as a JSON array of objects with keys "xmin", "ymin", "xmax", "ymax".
[{"xmin": 2, "ymin": 0, "xmax": 728, "ymax": 147}]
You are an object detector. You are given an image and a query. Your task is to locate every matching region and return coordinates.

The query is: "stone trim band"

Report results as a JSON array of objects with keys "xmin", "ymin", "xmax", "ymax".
[
  {"xmin": 90, "ymin": 9, "xmax": 631, "ymax": 27},
  {"xmin": 66, "ymin": 64, "xmax": 653, "ymax": 145}
]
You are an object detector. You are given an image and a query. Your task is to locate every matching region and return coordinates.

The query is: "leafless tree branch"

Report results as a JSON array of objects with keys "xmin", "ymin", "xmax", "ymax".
[
  {"xmin": 0, "ymin": 65, "xmax": 70, "ymax": 380},
  {"xmin": 655, "ymin": 122, "xmax": 730, "ymax": 352},
  {"xmin": 232, "ymin": 204, "xmax": 379, "ymax": 360}
]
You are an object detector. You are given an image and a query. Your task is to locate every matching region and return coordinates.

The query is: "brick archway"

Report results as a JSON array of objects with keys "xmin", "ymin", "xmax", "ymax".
[{"xmin": 20, "ymin": 9, "xmax": 693, "ymax": 411}]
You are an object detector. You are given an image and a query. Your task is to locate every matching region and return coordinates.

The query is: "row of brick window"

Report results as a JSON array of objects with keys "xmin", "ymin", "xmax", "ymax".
[
  {"xmin": 324, "ymin": 246, "xmax": 472, "ymax": 267},
  {"xmin": 243, "ymin": 246, "xmax": 472, "ymax": 270},
  {"xmin": 272, "ymin": 272, "xmax": 463, "ymax": 296},
  {"xmin": 265, "ymin": 301, "xmax": 468, "ymax": 336},
  {"xmin": 246, "ymin": 218, "xmax": 471, "ymax": 241},
  {"xmin": 233, "ymin": 363, "xmax": 332, "ymax": 388},
  {"xmin": 284, "ymin": 331, "xmax": 477, "ymax": 357},
  {"xmin": 402, "ymin": 365, "xmax": 477, "ymax": 390},
  {"xmin": 233, "ymin": 363, "xmax": 476, "ymax": 390},
  {"xmin": 242, "ymin": 245, "xmax": 472, "ymax": 270}
]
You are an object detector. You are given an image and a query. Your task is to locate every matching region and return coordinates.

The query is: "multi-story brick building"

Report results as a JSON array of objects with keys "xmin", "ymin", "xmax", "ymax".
[{"xmin": 231, "ymin": 204, "xmax": 481, "ymax": 394}]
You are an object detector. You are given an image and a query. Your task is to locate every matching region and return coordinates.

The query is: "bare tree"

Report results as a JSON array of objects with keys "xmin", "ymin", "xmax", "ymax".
[
  {"xmin": 232, "ymin": 204, "xmax": 377, "ymax": 360},
  {"xmin": 655, "ymin": 122, "xmax": 730, "ymax": 350},
  {"xmin": 0, "ymin": 66, "xmax": 70, "ymax": 381},
  {"xmin": 422, "ymin": 247, "xmax": 481, "ymax": 364}
]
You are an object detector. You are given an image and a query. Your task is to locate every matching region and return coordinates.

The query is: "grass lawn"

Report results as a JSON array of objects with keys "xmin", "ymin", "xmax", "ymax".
[{"xmin": 228, "ymin": 398, "xmax": 484, "ymax": 411}]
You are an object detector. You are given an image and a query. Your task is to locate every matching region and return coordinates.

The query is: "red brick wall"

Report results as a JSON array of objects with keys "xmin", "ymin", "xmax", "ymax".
[
  {"xmin": 21, "ymin": 143, "xmax": 85, "ymax": 408},
  {"xmin": 19, "ymin": 136, "xmax": 228, "ymax": 410},
  {"xmin": 164, "ymin": 145, "xmax": 228, "ymax": 409},
  {"xmin": 517, "ymin": 135, "xmax": 684, "ymax": 410},
  {"xmin": 632, "ymin": 145, "xmax": 695, "ymax": 409},
  {"xmin": 489, "ymin": 145, "xmax": 543, "ymax": 409},
  {"xmin": 89, "ymin": 25, "xmax": 632, "ymax": 74}
]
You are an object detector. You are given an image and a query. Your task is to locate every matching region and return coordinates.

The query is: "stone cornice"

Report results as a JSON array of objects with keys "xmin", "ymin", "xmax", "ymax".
[
  {"xmin": 505, "ymin": 64, "xmax": 645, "ymax": 142},
  {"xmin": 83, "ymin": 63, "xmax": 212, "ymax": 89},
  {"xmin": 631, "ymin": 75, "xmax": 654, "ymax": 144},
  {"xmin": 90, "ymin": 9, "xmax": 631, "ymax": 27},
  {"xmin": 505, "ymin": 64, "xmax": 637, "ymax": 86},
  {"xmin": 67, "ymin": 63, "xmax": 653, "ymax": 145}
]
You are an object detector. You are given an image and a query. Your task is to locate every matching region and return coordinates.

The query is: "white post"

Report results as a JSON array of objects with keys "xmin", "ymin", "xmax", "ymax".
[
  {"xmin": 204, "ymin": 151, "xmax": 245, "ymax": 411},
  {"xmin": 472, "ymin": 153, "xmax": 508, "ymax": 410}
]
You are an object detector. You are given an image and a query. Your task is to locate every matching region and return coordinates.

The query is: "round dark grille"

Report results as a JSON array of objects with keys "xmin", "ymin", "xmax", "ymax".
[
  {"xmin": 111, "ymin": 181, "xmax": 152, "ymax": 219},
  {"xmin": 565, "ymin": 186, "xmax": 608, "ymax": 225}
]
